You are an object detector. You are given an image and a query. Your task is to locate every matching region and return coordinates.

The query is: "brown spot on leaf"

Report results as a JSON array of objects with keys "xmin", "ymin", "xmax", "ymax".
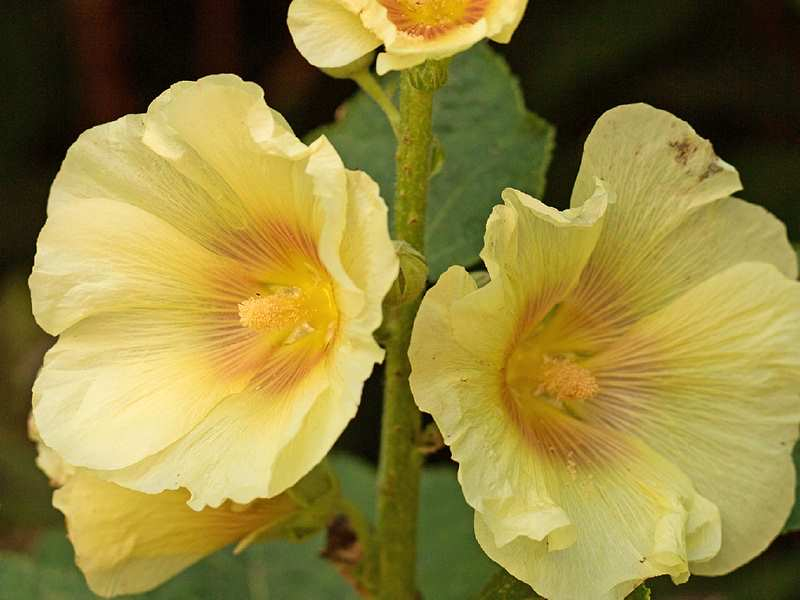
[
  {"xmin": 322, "ymin": 515, "xmax": 360, "ymax": 565},
  {"xmin": 321, "ymin": 515, "xmax": 373, "ymax": 596}
]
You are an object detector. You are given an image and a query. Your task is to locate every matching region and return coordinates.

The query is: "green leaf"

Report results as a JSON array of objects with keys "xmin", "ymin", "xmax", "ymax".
[
  {"xmin": 311, "ymin": 43, "xmax": 555, "ymax": 279},
  {"xmin": 416, "ymin": 464, "xmax": 498, "ymax": 597},
  {"xmin": 627, "ymin": 583, "xmax": 651, "ymax": 600},
  {"xmin": 0, "ymin": 529, "xmax": 350, "ymax": 600},
  {"xmin": 0, "ymin": 455, "xmax": 494, "ymax": 599},
  {"xmin": 473, "ymin": 570, "xmax": 651, "ymax": 599},
  {"xmin": 475, "ymin": 569, "xmax": 541, "ymax": 599},
  {"xmin": 0, "ymin": 548, "xmax": 94, "ymax": 600},
  {"xmin": 332, "ymin": 454, "xmax": 497, "ymax": 598}
]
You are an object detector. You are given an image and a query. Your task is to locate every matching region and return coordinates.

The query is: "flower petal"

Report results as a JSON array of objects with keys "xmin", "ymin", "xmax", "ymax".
[
  {"xmin": 268, "ymin": 336, "xmax": 378, "ymax": 495},
  {"xmin": 487, "ymin": 0, "xmax": 529, "ymax": 43},
  {"xmin": 338, "ymin": 169, "xmax": 399, "ymax": 332},
  {"xmin": 411, "ymin": 180, "xmax": 611, "ymax": 468},
  {"xmin": 94, "ymin": 359, "xmax": 329, "ymax": 509},
  {"xmin": 31, "ymin": 198, "xmax": 252, "ymax": 470},
  {"xmin": 375, "ymin": 19, "xmax": 488, "ymax": 74},
  {"xmin": 490, "ymin": 183, "xmax": 609, "ymax": 301},
  {"xmin": 288, "ymin": 0, "xmax": 381, "ymax": 69},
  {"xmin": 32, "ymin": 75, "xmax": 394, "ymax": 508},
  {"xmin": 264, "ymin": 168, "xmax": 396, "ymax": 497},
  {"xmin": 449, "ymin": 181, "xmax": 609, "ymax": 356},
  {"xmin": 363, "ymin": 1, "xmax": 528, "ymax": 74},
  {"xmin": 46, "ymin": 77, "xmax": 305, "ymax": 261},
  {"xmin": 474, "ymin": 447, "xmax": 720, "ymax": 600},
  {"xmin": 572, "ymin": 104, "xmax": 741, "ymax": 224},
  {"xmin": 28, "ymin": 416, "xmax": 75, "ymax": 487},
  {"xmin": 410, "ymin": 268, "xmax": 720, "ymax": 600},
  {"xmin": 560, "ymin": 105, "xmax": 795, "ymax": 348},
  {"xmin": 140, "ymin": 76, "xmax": 333, "ymax": 256},
  {"xmin": 265, "ymin": 169, "xmax": 398, "ymax": 495},
  {"xmin": 472, "ymin": 431, "xmax": 721, "ymax": 600},
  {"xmin": 53, "ymin": 472, "xmax": 297, "ymax": 597},
  {"xmin": 585, "ymin": 262, "xmax": 800, "ymax": 574}
]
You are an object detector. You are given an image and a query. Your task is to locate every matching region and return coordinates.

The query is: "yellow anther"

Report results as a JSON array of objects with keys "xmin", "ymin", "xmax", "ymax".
[
  {"xmin": 392, "ymin": 0, "xmax": 468, "ymax": 20},
  {"xmin": 238, "ymin": 289, "xmax": 308, "ymax": 332},
  {"xmin": 540, "ymin": 356, "xmax": 599, "ymax": 403}
]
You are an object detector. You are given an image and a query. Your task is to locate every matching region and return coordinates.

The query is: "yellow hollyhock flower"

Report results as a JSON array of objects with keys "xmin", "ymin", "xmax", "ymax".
[
  {"xmin": 30, "ymin": 428, "xmax": 338, "ymax": 598},
  {"xmin": 409, "ymin": 104, "xmax": 800, "ymax": 599},
  {"xmin": 288, "ymin": 0, "xmax": 528, "ymax": 74},
  {"xmin": 30, "ymin": 74, "xmax": 398, "ymax": 510}
]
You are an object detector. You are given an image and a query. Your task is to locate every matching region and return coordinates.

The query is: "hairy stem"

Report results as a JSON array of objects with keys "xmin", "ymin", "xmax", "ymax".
[{"xmin": 376, "ymin": 60, "xmax": 448, "ymax": 600}]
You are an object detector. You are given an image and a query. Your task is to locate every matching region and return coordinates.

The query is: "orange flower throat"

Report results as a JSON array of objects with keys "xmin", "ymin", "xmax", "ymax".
[{"xmin": 380, "ymin": 0, "xmax": 489, "ymax": 39}]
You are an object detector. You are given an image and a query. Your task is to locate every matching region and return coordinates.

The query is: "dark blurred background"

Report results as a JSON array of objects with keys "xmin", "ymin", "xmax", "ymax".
[{"xmin": 1, "ymin": 1, "xmax": 798, "ymax": 598}]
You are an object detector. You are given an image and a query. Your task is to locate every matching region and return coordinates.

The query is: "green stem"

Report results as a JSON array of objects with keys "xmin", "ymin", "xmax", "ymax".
[
  {"xmin": 376, "ymin": 300, "xmax": 421, "ymax": 600},
  {"xmin": 375, "ymin": 61, "xmax": 448, "ymax": 600},
  {"xmin": 352, "ymin": 70, "xmax": 401, "ymax": 137}
]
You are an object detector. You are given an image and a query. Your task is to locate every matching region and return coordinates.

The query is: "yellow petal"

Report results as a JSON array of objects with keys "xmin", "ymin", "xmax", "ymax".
[
  {"xmin": 93, "ymin": 358, "xmax": 327, "ymax": 508},
  {"xmin": 374, "ymin": 18, "xmax": 488, "ymax": 74},
  {"xmin": 140, "ymin": 75, "xmax": 323, "ymax": 246},
  {"xmin": 488, "ymin": 0, "xmax": 529, "ymax": 43},
  {"xmin": 571, "ymin": 104, "xmax": 741, "ymax": 219},
  {"xmin": 29, "ymin": 415, "xmax": 75, "ymax": 487},
  {"xmin": 31, "ymin": 75, "xmax": 396, "ymax": 505},
  {"xmin": 412, "ymin": 268, "xmax": 570, "ymax": 550},
  {"xmin": 488, "ymin": 183, "xmax": 609, "ymax": 304},
  {"xmin": 46, "ymin": 76, "xmax": 307, "ymax": 265},
  {"xmin": 438, "ymin": 181, "xmax": 609, "ymax": 360},
  {"xmin": 472, "ymin": 432, "xmax": 721, "ymax": 599},
  {"xmin": 410, "ymin": 102, "xmax": 799, "ymax": 598},
  {"xmin": 411, "ymin": 180, "xmax": 611, "ymax": 456},
  {"xmin": 359, "ymin": 0, "xmax": 527, "ymax": 74},
  {"xmin": 31, "ymin": 198, "xmax": 252, "ymax": 470},
  {"xmin": 585, "ymin": 262, "xmax": 800, "ymax": 574},
  {"xmin": 288, "ymin": 0, "xmax": 381, "ymax": 69},
  {"xmin": 263, "ymin": 167, "xmax": 397, "ymax": 498},
  {"xmin": 559, "ymin": 105, "xmax": 795, "ymax": 348},
  {"xmin": 339, "ymin": 169, "xmax": 400, "ymax": 336},
  {"xmin": 53, "ymin": 472, "xmax": 298, "ymax": 598},
  {"xmin": 266, "ymin": 169, "xmax": 398, "ymax": 495},
  {"xmin": 410, "ymin": 269, "xmax": 720, "ymax": 600},
  {"xmin": 91, "ymin": 167, "xmax": 395, "ymax": 507}
]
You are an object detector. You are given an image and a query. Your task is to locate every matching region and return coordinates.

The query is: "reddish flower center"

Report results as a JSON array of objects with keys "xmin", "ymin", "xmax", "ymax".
[{"xmin": 379, "ymin": 0, "xmax": 490, "ymax": 39}]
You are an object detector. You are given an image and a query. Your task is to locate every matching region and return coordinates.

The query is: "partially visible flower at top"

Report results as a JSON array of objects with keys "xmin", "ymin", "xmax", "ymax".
[
  {"xmin": 287, "ymin": 0, "xmax": 528, "ymax": 74},
  {"xmin": 409, "ymin": 104, "xmax": 800, "ymax": 599},
  {"xmin": 29, "ymin": 420, "xmax": 339, "ymax": 598},
  {"xmin": 30, "ymin": 75, "xmax": 398, "ymax": 510}
]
